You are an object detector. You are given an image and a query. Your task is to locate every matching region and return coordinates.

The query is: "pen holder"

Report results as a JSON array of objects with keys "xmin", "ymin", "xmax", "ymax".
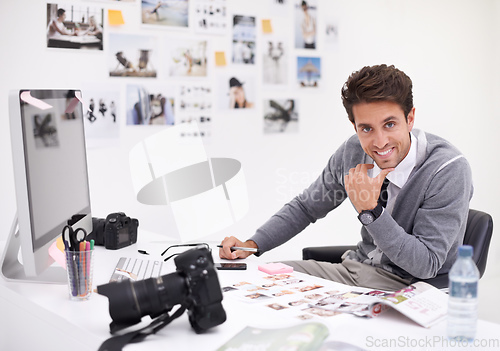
[{"xmin": 64, "ymin": 249, "xmax": 94, "ymax": 301}]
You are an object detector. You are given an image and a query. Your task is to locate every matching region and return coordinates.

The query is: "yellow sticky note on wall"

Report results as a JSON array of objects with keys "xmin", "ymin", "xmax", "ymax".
[
  {"xmin": 215, "ymin": 52, "xmax": 227, "ymax": 66},
  {"xmin": 108, "ymin": 9, "xmax": 125, "ymax": 25},
  {"xmin": 262, "ymin": 19, "xmax": 273, "ymax": 34}
]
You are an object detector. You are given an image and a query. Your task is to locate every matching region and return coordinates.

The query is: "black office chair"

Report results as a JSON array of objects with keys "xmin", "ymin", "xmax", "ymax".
[{"xmin": 302, "ymin": 209, "xmax": 493, "ymax": 289}]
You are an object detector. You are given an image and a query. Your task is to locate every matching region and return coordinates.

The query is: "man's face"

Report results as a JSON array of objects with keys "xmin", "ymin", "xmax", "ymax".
[{"xmin": 352, "ymin": 101, "xmax": 415, "ymax": 169}]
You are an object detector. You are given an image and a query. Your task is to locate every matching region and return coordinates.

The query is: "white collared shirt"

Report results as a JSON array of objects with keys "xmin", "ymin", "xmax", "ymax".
[{"xmin": 370, "ymin": 132, "xmax": 417, "ymax": 212}]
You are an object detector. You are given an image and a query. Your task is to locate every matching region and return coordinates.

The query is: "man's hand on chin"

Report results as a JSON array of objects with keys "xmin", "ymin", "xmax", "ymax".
[{"xmin": 344, "ymin": 164, "xmax": 394, "ymax": 213}]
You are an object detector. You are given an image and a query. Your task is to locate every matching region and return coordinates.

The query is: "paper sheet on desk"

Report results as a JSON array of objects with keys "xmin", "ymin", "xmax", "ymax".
[
  {"xmin": 216, "ymin": 322, "xmax": 329, "ymax": 351},
  {"xmin": 310, "ymin": 281, "xmax": 447, "ymax": 328},
  {"xmin": 221, "ymin": 273, "xmax": 447, "ymax": 328}
]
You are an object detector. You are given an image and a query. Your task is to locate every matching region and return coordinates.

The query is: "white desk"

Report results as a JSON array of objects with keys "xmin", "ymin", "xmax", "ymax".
[{"xmin": 1, "ymin": 232, "xmax": 499, "ymax": 351}]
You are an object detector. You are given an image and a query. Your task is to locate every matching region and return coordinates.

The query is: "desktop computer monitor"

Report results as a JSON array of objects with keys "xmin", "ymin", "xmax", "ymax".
[{"xmin": 1, "ymin": 89, "xmax": 92, "ymax": 283}]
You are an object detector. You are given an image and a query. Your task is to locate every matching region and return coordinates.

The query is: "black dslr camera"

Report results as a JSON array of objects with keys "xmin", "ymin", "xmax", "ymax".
[
  {"xmin": 97, "ymin": 246, "xmax": 226, "ymax": 335},
  {"xmin": 88, "ymin": 212, "xmax": 138, "ymax": 250}
]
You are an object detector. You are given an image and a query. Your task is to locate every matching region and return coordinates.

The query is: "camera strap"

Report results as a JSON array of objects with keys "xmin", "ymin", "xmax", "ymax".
[{"xmin": 98, "ymin": 305, "xmax": 187, "ymax": 351}]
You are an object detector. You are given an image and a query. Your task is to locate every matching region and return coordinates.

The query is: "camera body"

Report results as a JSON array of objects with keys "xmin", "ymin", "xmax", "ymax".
[
  {"xmin": 88, "ymin": 212, "xmax": 138, "ymax": 250},
  {"xmin": 97, "ymin": 246, "xmax": 226, "ymax": 333},
  {"xmin": 174, "ymin": 245, "xmax": 227, "ymax": 333}
]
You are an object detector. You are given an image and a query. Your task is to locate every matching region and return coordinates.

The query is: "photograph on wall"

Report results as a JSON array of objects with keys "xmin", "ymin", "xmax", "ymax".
[
  {"xmin": 193, "ymin": 0, "xmax": 227, "ymax": 35},
  {"xmin": 232, "ymin": 15, "xmax": 256, "ymax": 64},
  {"xmin": 294, "ymin": 0, "xmax": 317, "ymax": 50},
  {"xmin": 297, "ymin": 56, "xmax": 321, "ymax": 87},
  {"xmin": 263, "ymin": 37, "xmax": 288, "ymax": 87},
  {"xmin": 217, "ymin": 74, "xmax": 256, "ymax": 110},
  {"xmin": 46, "ymin": 3, "xmax": 103, "ymax": 50},
  {"xmin": 269, "ymin": 0, "xmax": 291, "ymax": 17},
  {"xmin": 141, "ymin": 0, "xmax": 189, "ymax": 28},
  {"xmin": 81, "ymin": 85, "xmax": 120, "ymax": 147},
  {"xmin": 167, "ymin": 39, "xmax": 208, "ymax": 77},
  {"xmin": 96, "ymin": 0, "xmax": 135, "ymax": 2},
  {"xmin": 126, "ymin": 84, "xmax": 175, "ymax": 125},
  {"xmin": 263, "ymin": 99, "xmax": 298, "ymax": 134},
  {"xmin": 177, "ymin": 83, "xmax": 212, "ymax": 138},
  {"xmin": 324, "ymin": 20, "xmax": 340, "ymax": 52},
  {"xmin": 108, "ymin": 33, "xmax": 158, "ymax": 78}
]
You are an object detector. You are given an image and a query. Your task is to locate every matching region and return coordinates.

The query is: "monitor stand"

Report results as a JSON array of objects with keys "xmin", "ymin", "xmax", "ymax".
[{"xmin": 1, "ymin": 215, "xmax": 67, "ymax": 284}]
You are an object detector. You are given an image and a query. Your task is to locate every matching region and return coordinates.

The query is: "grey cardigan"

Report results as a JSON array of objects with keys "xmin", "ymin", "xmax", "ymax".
[{"xmin": 249, "ymin": 129, "xmax": 473, "ymax": 280}]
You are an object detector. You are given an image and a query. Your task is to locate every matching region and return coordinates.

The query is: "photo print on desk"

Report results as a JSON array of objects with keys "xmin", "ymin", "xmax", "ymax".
[
  {"xmin": 126, "ymin": 84, "xmax": 175, "ymax": 126},
  {"xmin": 167, "ymin": 39, "xmax": 208, "ymax": 78},
  {"xmin": 222, "ymin": 273, "xmax": 342, "ymax": 321},
  {"xmin": 193, "ymin": 0, "xmax": 227, "ymax": 35},
  {"xmin": 108, "ymin": 33, "xmax": 158, "ymax": 78},
  {"xmin": 46, "ymin": 3, "xmax": 103, "ymax": 50},
  {"xmin": 221, "ymin": 273, "xmax": 400, "ymax": 321},
  {"xmin": 141, "ymin": 0, "xmax": 188, "ymax": 28},
  {"xmin": 295, "ymin": 0, "xmax": 317, "ymax": 50},
  {"xmin": 217, "ymin": 73, "xmax": 256, "ymax": 110},
  {"xmin": 177, "ymin": 83, "xmax": 212, "ymax": 139},
  {"xmin": 262, "ymin": 36, "xmax": 288, "ymax": 87},
  {"xmin": 263, "ymin": 99, "xmax": 299, "ymax": 134},
  {"xmin": 232, "ymin": 15, "xmax": 256, "ymax": 64},
  {"xmin": 81, "ymin": 84, "xmax": 120, "ymax": 148},
  {"xmin": 297, "ymin": 56, "xmax": 321, "ymax": 88}
]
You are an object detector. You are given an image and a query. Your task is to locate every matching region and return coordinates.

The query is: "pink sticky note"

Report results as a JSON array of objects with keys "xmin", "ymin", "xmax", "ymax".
[
  {"xmin": 20, "ymin": 91, "xmax": 52, "ymax": 110},
  {"xmin": 258, "ymin": 263, "xmax": 294, "ymax": 275},
  {"xmin": 48, "ymin": 239, "xmax": 67, "ymax": 270}
]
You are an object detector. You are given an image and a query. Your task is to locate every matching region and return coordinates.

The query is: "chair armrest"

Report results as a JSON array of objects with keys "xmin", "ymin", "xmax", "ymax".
[{"xmin": 302, "ymin": 245, "xmax": 357, "ymax": 264}]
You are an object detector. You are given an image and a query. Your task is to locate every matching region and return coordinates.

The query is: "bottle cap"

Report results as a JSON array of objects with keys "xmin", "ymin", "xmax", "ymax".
[{"xmin": 458, "ymin": 245, "xmax": 473, "ymax": 258}]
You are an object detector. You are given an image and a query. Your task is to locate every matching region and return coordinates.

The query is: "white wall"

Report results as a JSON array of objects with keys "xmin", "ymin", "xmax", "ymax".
[{"xmin": 1, "ymin": 0, "xmax": 498, "ymax": 273}]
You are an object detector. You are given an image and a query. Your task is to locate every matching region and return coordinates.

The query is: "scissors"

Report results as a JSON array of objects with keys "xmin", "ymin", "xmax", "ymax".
[{"xmin": 62, "ymin": 225, "xmax": 87, "ymax": 251}]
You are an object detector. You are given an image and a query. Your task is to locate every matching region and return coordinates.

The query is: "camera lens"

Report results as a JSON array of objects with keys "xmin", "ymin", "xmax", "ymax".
[{"xmin": 97, "ymin": 272, "xmax": 187, "ymax": 330}]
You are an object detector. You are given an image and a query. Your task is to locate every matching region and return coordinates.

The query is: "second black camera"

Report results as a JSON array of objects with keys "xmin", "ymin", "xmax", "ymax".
[{"xmin": 88, "ymin": 212, "xmax": 139, "ymax": 250}]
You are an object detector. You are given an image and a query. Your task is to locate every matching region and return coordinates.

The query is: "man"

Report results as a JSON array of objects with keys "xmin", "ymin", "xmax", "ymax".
[
  {"xmin": 47, "ymin": 8, "xmax": 78, "ymax": 39},
  {"xmin": 219, "ymin": 64, "xmax": 473, "ymax": 290}
]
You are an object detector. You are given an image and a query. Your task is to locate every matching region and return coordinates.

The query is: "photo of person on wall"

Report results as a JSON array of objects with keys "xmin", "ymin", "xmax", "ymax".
[{"xmin": 295, "ymin": 0, "xmax": 317, "ymax": 49}]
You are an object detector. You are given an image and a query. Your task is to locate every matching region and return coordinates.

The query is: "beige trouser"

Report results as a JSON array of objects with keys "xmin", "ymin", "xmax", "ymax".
[{"xmin": 280, "ymin": 258, "xmax": 412, "ymax": 291}]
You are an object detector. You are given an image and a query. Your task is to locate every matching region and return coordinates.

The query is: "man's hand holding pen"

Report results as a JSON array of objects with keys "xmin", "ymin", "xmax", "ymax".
[{"xmin": 219, "ymin": 236, "xmax": 259, "ymax": 260}]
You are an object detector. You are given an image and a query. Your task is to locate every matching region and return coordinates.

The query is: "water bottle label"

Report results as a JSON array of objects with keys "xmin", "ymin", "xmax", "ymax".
[{"xmin": 450, "ymin": 281, "xmax": 477, "ymax": 298}]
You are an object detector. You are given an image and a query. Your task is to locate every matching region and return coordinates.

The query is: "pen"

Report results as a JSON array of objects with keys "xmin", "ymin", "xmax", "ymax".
[
  {"xmin": 63, "ymin": 239, "xmax": 70, "ymax": 251},
  {"xmin": 79, "ymin": 242, "xmax": 86, "ymax": 295},
  {"xmin": 85, "ymin": 241, "xmax": 91, "ymax": 293},
  {"xmin": 70, "ymin": 252, "xmax": 79, "ymax": 297},
  {"xmin": 217, "ymin": 245, "xmax": 259, "ymax": 253}
]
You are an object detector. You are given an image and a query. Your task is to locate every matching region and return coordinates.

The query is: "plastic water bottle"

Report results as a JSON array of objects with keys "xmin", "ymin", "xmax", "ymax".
[{"xmin": 447, "ymin": 245, "xmax": 479, "ymax": 342}]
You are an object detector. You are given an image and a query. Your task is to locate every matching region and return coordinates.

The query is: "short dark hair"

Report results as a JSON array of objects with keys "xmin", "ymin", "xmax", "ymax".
[
  {"xmin": 341, "ymin": 64, "xmax": 413, "ymax": 124},
  {"xmin": 57, "ymin": 8, "xmax": 66, "ymax": 17}
]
